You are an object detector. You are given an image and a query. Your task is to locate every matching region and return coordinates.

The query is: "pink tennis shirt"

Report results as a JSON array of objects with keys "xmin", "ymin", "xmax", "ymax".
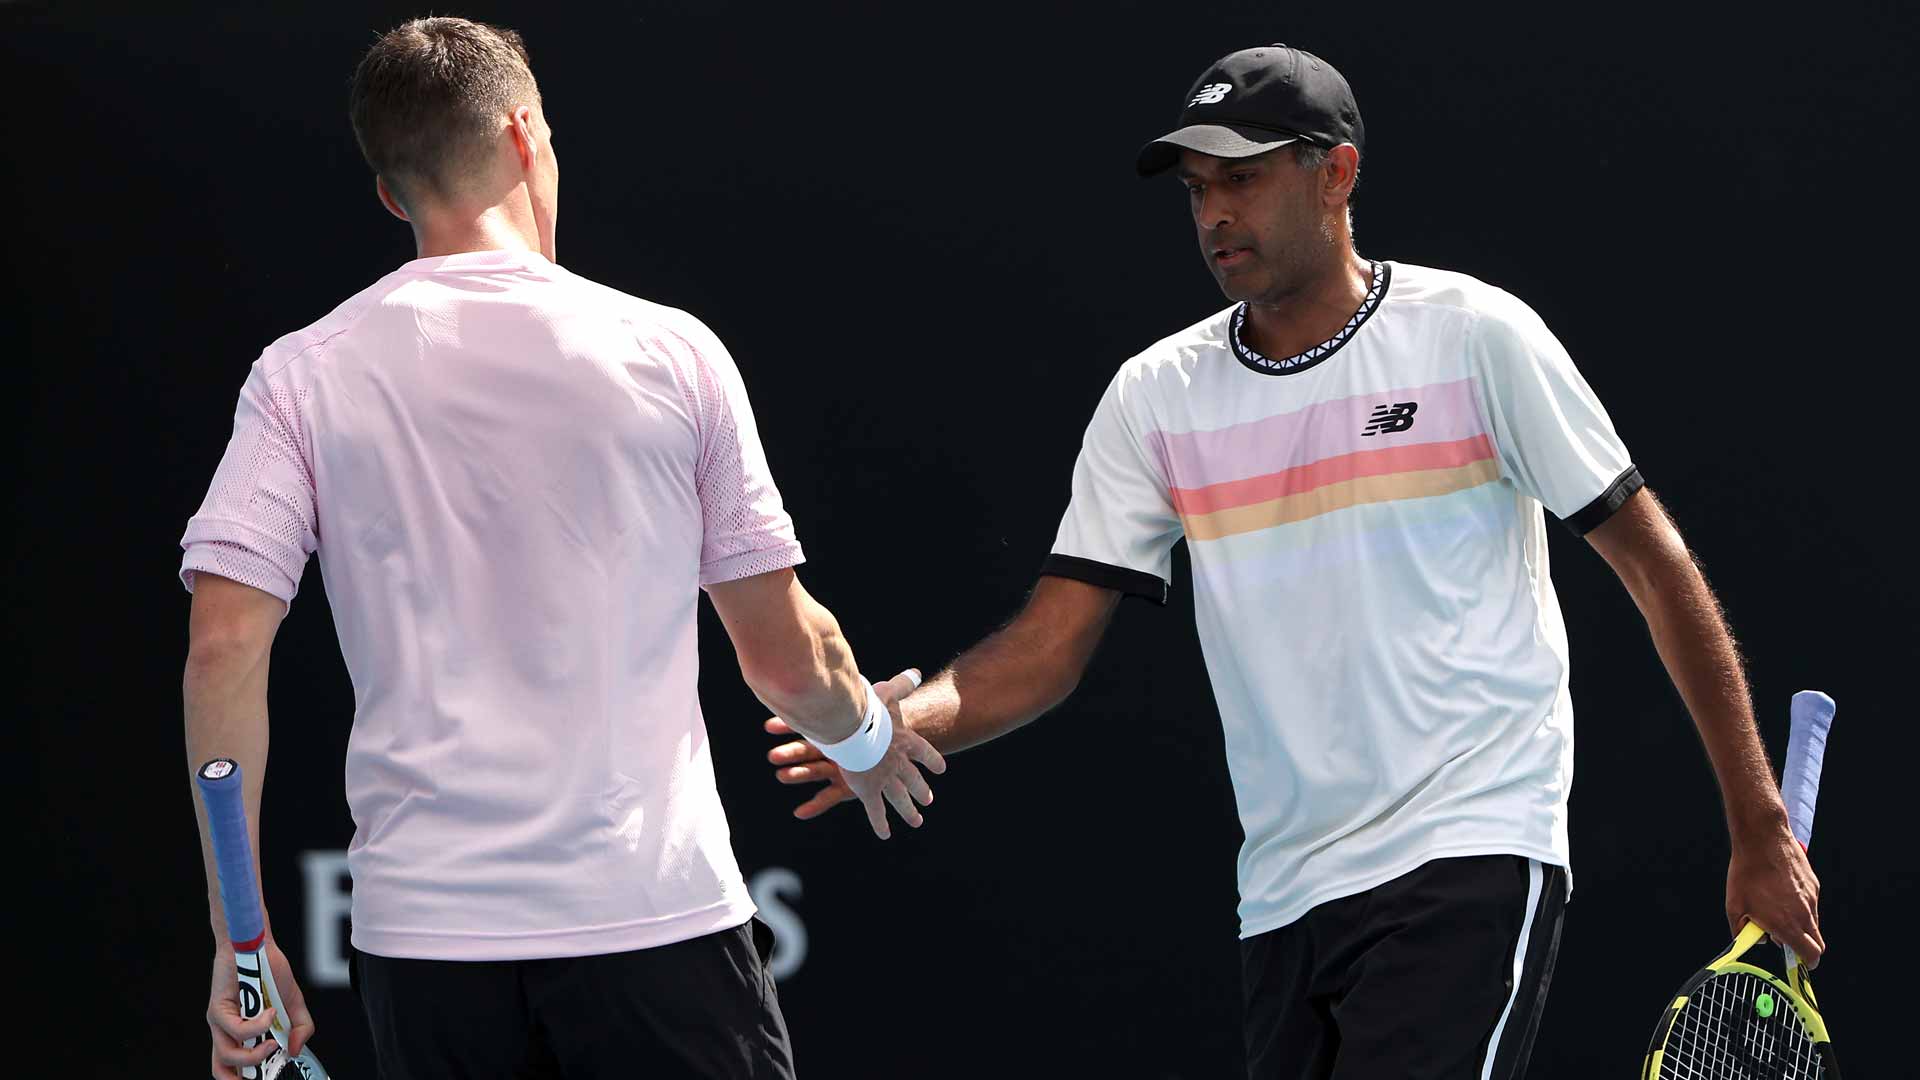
[{"xmin": 179, "ymin": 249, "xmax": 803, "ymax": 961}]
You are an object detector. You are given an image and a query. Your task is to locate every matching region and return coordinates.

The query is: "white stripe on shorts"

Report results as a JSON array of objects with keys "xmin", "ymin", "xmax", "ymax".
[{"xmin": 1479, "ymin": 857, "xmax": 1544, "ymax": 1080}]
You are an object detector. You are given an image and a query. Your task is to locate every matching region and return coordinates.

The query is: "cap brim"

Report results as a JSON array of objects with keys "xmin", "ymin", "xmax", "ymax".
[{"xmin": 1135, "ymin": 124, "xmax": 1301, "ymax": 177}]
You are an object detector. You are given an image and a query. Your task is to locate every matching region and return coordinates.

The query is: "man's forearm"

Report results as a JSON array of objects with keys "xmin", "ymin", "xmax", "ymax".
[
  {"xmin": 1636, "ymin": 564, "xmax": 1786, "ymax": 839},
  {"xmin": 184, "ymin": 578, "xmax": 284, "ymax": 943},
  {"xmin": 900, "ymin": 576, "xmax": 1119, "ymax": 752},
  {"xmin": 745, "ymin": 593, "xmax": 866, "ymax": 746},
  {"xmin": 1599, "ymin": 498, "xmax": 1787, "ymax": 842},
  {"xmin": 185, "ymin": 646, "xmax": 274, "ymax": 941},
  {"xmin": 710, "ymin": 568, "xmax": 866, "ymax": 744}
]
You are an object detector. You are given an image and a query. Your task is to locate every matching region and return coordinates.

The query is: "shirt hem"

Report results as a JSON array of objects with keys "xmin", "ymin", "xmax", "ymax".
[
  {"xmin": 1562, "ymin": 464, "xmax": 1644, "ymax": 535},
  {"xmin": 351, "ymin": 894, "xmax": 758, "ymax": 962},
  {"xmin": 1040, "ymin": 552, "xmax": 1170, "ymax": 605},
  {"xmin": 698, "ymin": 541, "xmax": 806, "ymax": 587},
  {"xmin": 179, "ymin": 545, "xmax": 298, "ymax": 604},
  {"xmin": 1236, "ymin": 841, "xmax": 1570, "ymax": 940}
]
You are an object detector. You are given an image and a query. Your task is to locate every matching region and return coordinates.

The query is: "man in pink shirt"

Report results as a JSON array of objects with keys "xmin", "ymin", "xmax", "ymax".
[{"xmin": 180, "ymin": 17, "xmax": 943, "ymax": 1078}]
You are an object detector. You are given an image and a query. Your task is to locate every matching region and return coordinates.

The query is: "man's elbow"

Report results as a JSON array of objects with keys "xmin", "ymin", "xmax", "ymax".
[
  {"xmin": 1056, "ymin": 666, "xmax": 1090, "ymax": 711},
  {"xmin": 185, "ymin": 576, "xmax": 285, "ymax": 681},
  {"xmin": 183, "ymin": 622, "xmax": 274, "ymax": 690}
]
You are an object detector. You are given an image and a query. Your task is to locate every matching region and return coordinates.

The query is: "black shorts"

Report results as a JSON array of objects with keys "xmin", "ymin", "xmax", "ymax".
[
  {"xmin": 1241, "ymin": 854, "xmax": 1568, "ymax": 1080},
  {"xmin": 352, "ymin": 918, "xmax": 796, "ymax": 1079}
]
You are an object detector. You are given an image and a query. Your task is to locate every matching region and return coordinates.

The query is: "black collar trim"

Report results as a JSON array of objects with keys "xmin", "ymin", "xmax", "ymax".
[{"xmin": 1228, "ymin": 261, "xmax": 1390, "ymax": 377}]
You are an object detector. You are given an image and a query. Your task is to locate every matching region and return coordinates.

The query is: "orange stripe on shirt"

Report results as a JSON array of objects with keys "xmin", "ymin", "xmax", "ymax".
[
  {"xmin": 1171, "ymin": 435, "xmax": 1497, "ymax": 516},
  {"xmin": 1182, "ymin": 457, "xmax": 1502, "ymax": 541}
]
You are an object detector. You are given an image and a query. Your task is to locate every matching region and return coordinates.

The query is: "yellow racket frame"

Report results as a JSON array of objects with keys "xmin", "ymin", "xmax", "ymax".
[{"xmin": 1640, "ymin": 920, "xmax": 1835, "ymax": 1078}]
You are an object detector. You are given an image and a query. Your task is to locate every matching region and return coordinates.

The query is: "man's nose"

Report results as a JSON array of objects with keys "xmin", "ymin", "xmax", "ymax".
[{"xmin": 1196, "ymin": 189, "xmax": 1234, "ymax": 231}]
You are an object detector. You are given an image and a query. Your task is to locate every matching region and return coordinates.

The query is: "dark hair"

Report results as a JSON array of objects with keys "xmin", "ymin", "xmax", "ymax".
[
  {"xmin": 1292, "ymin": 143, "xmax": 1331, "ymax": 170},
  {"xmin": 1293, "ymin": 141, "xmax": 1360, "ymax": 203},
  {"xmin": 348, "ymin": 17, "xmax": 540, "ymax": 209}
]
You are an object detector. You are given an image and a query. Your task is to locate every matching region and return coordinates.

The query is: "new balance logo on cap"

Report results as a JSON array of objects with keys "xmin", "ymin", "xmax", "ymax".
[
  {"xmin": 1189, "ymin": 82, "xmax": 1233, "ymax": 106},
  {"xmin": 1361, "ymin": 402, "xmax": 1417, "ymax": 436},
  {"xmin": 1138, "ymin": 45, "xmax": 1364, "ymax": 177}
]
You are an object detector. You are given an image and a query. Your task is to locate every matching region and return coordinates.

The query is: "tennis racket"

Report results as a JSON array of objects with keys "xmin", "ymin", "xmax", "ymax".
[
  {"xmin": 195, "ymin": 758, "xmax": 331, "ymax": 1080},
  {"xmin": 1638, "ymin": 690, "xmax": 1839, "ymax": 1079}
]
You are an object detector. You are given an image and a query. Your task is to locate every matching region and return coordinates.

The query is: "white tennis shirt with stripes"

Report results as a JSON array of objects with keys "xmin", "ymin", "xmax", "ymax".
[
  {"xmin": 1046, "ymin": 260, "xmax": 1641, "ymax": 939},
  {"xmin": 179, "ymin": 249, "xmax": 803, "ymax": 961}
]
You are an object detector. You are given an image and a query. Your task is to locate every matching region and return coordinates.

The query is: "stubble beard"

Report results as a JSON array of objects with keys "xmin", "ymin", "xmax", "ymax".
[{"xmin": 1245, "ymin": 220, "xmax": 1346, "ymax": 307}]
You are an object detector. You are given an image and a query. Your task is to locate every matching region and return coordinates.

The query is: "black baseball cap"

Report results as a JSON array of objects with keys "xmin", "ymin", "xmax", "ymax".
[{"xmin": 1136, "ymin": 44, "xmax": 1364, "ymax": 177}]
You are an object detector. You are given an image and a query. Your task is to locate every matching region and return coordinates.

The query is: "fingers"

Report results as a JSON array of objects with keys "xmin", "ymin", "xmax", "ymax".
[
  {"xmin": 768, "ymin": 739, "xmax": 827, "ymax": 767},
  {"xmin": 209, "ymin": 999, "xmax": 277, "ymax": 1045},
  {"xmin": 274, "ymin": 974, "xmax": 315, "ymax": 1056},
  {"xmin": 899, "ymin": 730, "xmax": 947, "ymax": 775},
  {"xmin": 1728, "ymin": 906, "xmax": 1824, "ymax": 970},
  {"xmin": 860, "ymin": 791, "xmax": 891, "ymax": 840},
  {"xmin": 777, "ymin": 762, "xmax": 841, "ymax": 785},
  {"xmin": 1783, "ymin": 913, "xmax": 1825, "ymax": 970},
  {"xmin": 1793, "ymin": 929, "xmax": 1825, "ymax": 970},
  {"xmin": 875, "ymin": 667, "xmax": 924, "ymax": 703},
  {"xmin": 904, "ymin": 766, "xmax": 934, "ymax": 807},
  {"xmin": 883, "ymin": 776, "xmax": 925, "ymax": 828},
  {"xmin": 764, "ymin": 717, "xmax": 795, "ymax": 736},
  {"xmin": 214, "ymin": 1034, "xmax": 281, "ymax": 1071},
  {"xmin": 793, "ymin": 785, "xmax": 854, "ymax": 819},
  {"xmin": 209, "ymin": 1005, "xmax": 281, "ymax": 1071},
  {"xmin": 211, "ymin": 1038, "xmax": 281, "ymax": 1080}
]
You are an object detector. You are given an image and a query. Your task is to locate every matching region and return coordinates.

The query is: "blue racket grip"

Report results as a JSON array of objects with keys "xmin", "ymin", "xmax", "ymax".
[
  {"xmin": 195, "ymin": 759, "xmax": 266, "ymax": 949},
  {"xmin": 1781, "ymin": 691, "xmax": 1835, "ymax": 850}
]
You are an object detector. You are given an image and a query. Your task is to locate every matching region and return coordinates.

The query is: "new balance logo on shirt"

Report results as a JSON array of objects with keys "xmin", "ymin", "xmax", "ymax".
[{"xmin": 1361, "ymin": 402, "xmax": 1418, "ymax": 436}]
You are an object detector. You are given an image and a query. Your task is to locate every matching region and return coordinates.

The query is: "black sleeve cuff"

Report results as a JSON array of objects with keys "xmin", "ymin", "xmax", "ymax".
[
  {"xmin": 1561, "ymin": 465, "xmax": 1644, "ymax": 536},
  {"xmin": 1040, "ymin": 554, "xmax": 1170, "ymax": 606}
]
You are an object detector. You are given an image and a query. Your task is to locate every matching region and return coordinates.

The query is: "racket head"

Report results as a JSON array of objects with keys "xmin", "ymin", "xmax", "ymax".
[{"xmin": 1641, "ymin": 921, "xmax": 1839, "ymax": 1079}]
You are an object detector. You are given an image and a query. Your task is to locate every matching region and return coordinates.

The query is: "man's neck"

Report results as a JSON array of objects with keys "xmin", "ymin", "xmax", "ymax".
[
  {"xmin": 1240, "ymin": 251, "xmax": 1373, "ymax": 361},
  {"xmin": 411, "ymin": 202, "xmax": 542, "ymax": 261}
]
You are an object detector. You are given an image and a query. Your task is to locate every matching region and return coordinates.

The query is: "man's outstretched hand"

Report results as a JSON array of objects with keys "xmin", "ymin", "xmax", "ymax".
[{"xmin": 768, "ymin": 668, "xmax": 935, "ymax": 831}]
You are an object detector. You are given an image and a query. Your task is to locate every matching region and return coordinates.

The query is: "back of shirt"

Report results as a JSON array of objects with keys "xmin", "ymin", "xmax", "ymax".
[{"xmin": 180, "ymin": 249, "xmax": 803, "ymax": 961}]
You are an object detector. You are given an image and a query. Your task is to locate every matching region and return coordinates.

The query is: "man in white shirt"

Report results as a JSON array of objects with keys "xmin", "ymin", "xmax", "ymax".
[
  {"xmin": 182, "ymin": 17, "xmax": 943, "ymax": 1079},
  {"xmin": 767, "ymin": 43, "xmax": 1823, "ymax": 1077}
]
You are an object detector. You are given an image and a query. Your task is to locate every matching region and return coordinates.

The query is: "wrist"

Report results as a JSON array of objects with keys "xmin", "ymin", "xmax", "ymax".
[
  {"xmin": 1727, "ymin": 798, "xmax": 1791, "ymax": 846},
  {"xmin": 807, "ymin": 678, "xmax": 893, "ymax": 772}
]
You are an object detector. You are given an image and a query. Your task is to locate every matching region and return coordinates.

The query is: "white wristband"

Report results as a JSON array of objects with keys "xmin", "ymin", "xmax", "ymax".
[{"xmin": 808, "ymin": 679, "xmax": 894, "ymax": 773}]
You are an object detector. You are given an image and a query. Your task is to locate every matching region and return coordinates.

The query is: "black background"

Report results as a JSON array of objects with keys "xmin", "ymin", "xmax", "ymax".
[{"xmin": 10, "ymin": 2, "xmax": 1917, "ymax": 1076}]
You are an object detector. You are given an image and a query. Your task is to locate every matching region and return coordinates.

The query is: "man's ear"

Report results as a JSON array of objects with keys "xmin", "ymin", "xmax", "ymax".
[
  {"xmin": 511, "ymin": 105, "xmax": 539, "ymax": 173},
  {"xmin": 1324, "ymin": 143, "xmax": 1360, "ymax": 204},
  {"xmin": 375, "ymin": 175, "xmax": 410, "ymax": 221}
]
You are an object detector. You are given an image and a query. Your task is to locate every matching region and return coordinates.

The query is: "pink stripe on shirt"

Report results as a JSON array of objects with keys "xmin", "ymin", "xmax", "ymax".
[
  {"xmin": 1170, "ymin": 434, "xmax": 1497, "ymax": 516},
  {"xmin": 1146, "ymin": 378, "xmax": 1486, "ymax": 490}
]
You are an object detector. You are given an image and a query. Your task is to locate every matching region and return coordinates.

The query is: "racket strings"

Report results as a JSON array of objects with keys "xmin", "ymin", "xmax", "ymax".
[{"xmin": 1660, "ymin": 971, "xmax": 1822, "ymax": 1079}]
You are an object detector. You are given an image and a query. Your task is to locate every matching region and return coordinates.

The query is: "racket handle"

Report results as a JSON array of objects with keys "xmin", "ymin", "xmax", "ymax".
[
  {"xmin": 1781, "ymin": 691, "xmax": 1835, "ymax": 850},
  {"xmin": 195, "ymin": 759, "xmax": 266, "ymax": 949}
]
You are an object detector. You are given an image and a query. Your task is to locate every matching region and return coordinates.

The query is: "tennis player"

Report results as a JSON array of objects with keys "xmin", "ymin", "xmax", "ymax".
[
  {"xmin": 179, "ymin": 17, "xmax": 942, "ymax": 1079},
  {"xmin": 769, "ymin": 44, "xmax": 1823, "ymax": 1076}
]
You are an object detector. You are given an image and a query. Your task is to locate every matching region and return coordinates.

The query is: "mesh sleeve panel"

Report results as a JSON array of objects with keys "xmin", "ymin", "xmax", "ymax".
[
  {"xmin": 662, "ymin": 323, "xmax": 805, "ymax": 586},
  {"xmin": 179, "ymin": 370, "xmax": 319, "ymax": 605}
]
